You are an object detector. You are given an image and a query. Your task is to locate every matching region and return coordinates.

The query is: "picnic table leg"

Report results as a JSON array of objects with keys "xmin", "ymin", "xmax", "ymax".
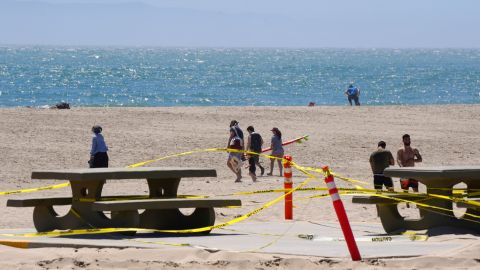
[
  {"xmin": 459, "ymin": 180, "xmax": 480, "ymax": 231},
  {"xmin": 377, "ymin": 183, "xmax": 464, "ymax": 233},
  {"xmin": 421, "ymin": 184, "xmax": 455, "ymax": 221},
  {"xmin": 31, "ymin": 179, "xmax": 119, "ymax": 232},
  {"xmin": 32, "ymin": 180, "xmax": 141, "ymax": 232},
  {"xmin": 377, "ymin": 202, "xmax": 446, "ymax": 233},
  {"xmin": 31, "ymin": 180, "xmax": 109, "ymax": 232},
  {"xmin": 32, "ymin": 205, "xmax": 84, "ymax": 232},
  {"xmin": 375, "ymin": 204, "xmax": 406, "ymax": 233},
  {"xmin": 414, "ymin": 181, "xmax": 479, "ymax": 232},
  {"xmin": 140, "ymin": 207, "xmax": 215, "ymax": 233},
  {"xmin": 146, "ymin": 178, "xmax": 180, "ymax": 198},
  {"xmin": 140, "ymin": 178, "xmax": 216, "ymax": 233},
  {"xmin": 71, "ymin": 180, "xmax": 140, "ymax": 229}
]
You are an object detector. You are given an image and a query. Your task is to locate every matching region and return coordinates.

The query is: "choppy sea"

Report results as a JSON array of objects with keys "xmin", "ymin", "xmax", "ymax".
[{"xmin": 0, "ymin": 47, "xmax": 479, "ymax": 107}]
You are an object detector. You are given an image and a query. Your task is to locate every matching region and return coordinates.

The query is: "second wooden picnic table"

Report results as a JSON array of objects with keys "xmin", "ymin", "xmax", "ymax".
[
  {"xmin": 382, "ymin": 166, "xmax": 480, "ymax": 232},
  {"xmin": 352, "ymin": 166, "xmax": 480, "ymax": 233}
]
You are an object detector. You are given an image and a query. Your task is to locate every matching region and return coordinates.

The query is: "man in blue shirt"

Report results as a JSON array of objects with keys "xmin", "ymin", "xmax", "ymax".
[
  {"xmin": 344, "ymin": 84, "xmax": 361, "ymax": 106},
  {"xmin": 89, "ymin": 125, "xmax": 109, "ymax": 168}
]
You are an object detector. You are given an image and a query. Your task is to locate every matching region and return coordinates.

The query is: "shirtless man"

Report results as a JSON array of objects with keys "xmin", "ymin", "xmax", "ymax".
[{"xmin": 397, "ymin": 134, "xmax": 422, "ymax": 192}]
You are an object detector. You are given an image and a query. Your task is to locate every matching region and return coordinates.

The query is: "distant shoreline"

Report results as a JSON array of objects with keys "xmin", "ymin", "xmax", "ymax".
[{"xmin": 2, "ymin": 103, "xmax": 480, "ymax": 109}]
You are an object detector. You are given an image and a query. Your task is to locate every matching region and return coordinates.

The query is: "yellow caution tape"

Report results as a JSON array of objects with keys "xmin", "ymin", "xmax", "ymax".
[
  {"xmin": 127, "ymin": 148, "xmax": 224, "ymax": 168},
  {"xmin": 0, "ymin": 182, "xmax": 70, "ymax": 196}
]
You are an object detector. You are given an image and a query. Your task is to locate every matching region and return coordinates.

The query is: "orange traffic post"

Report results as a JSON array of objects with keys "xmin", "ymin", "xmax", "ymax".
[
  {"xmin": 283, "ymin": 155, "xmax": 293, "ymax": 220},
  {"xmin": 322, "ymin": 166, "xmax": 361, "ymax": 261}
]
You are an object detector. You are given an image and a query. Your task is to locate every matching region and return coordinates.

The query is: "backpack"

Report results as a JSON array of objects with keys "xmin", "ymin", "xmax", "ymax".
[{"xmin": 229, "ymin": 136, "xmax": 243, "ymax": 150}]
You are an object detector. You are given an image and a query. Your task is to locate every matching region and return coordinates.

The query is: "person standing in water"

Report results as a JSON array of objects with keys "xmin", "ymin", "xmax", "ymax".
[{"xmin": 344, "ymin": 84, "xmax": 361, "ymax": 106}]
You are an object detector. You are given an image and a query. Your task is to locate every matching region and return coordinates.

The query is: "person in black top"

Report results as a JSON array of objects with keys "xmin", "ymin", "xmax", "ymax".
[
  {"xmin": 369, "ymin": 141, "xmax": 395, "ymax": 191},
  {"xmin": 246, "ymin": 126, "xmax": 264, "ymax": 182}
]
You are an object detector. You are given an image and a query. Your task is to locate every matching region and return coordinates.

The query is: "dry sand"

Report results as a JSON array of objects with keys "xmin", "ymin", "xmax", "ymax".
[{"xmin": 0, "ymin": 105, "xmax": 479, "ymax": 269}]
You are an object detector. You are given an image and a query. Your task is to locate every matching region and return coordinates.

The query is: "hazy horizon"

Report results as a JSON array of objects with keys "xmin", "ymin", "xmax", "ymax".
[
  {"xmin": 1, "ymin": 0, "xmax": 479, "ymax": 48},
  {"xmin": 2, "ymin": 45, "xmax": 480, "ymax": 50}
]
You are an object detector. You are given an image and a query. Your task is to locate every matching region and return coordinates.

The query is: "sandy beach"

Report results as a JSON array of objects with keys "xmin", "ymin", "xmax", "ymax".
[{"xmin": 0, "ymin": 105, "xmax": 479, "ymax": 269}]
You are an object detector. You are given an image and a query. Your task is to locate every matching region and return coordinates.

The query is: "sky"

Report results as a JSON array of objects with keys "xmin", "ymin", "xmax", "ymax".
[{"xmin": 0, "ymin": 0, "xmax": 479, "ymax": 48}]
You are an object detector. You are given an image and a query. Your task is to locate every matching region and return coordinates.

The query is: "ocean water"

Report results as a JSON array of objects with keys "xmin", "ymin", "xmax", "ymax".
[{"xmin": 0, "ymin": 47, "xmax": 479, "ymax": 107}]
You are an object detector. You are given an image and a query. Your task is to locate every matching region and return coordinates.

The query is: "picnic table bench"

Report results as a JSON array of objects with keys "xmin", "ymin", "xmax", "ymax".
[
  {"xmin": 352, "ymin": 166, "xmax": 480, "ymax": 233},
  {"xmin": 7, "ymin": 167, "xmax": 241, "ymax": 234}
]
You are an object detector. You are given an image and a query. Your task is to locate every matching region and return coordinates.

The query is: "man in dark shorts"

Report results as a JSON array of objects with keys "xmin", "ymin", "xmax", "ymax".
[
  {"xmin": 369, "ymin": 141, "xmax": 395, "ymax": 191},
  {"xmin": 397, "ymin": 134, "xmax": 422, "ymax": 192},
  {"xmin": 246, "ymin": 126, "xmax": 264, "ymax": 182}
]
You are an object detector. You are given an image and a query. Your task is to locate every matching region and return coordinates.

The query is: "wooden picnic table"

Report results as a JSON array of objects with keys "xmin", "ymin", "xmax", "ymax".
[
  {"xmin": 354, "ymin": 166, "xmax": 480, "ymax": 233},
  {"xmin": 7, "ymin": 167, "xmax": 241, "ymax": 234}
]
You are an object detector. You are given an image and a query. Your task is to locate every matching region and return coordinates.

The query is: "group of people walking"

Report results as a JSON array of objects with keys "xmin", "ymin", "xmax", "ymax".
[
  {"xmin": 87, "ymin": 121, "xmax": 285, "ymax": 185},
  {"xmin": 227, "ymin": 120, "xmax": 284, "ymax": 183},
  {"xmin": 88, "ymin": 124, "xmax": 422, "ymax": 192},
  {"xmin": 369, "ymin": 134, "xmax": 423, "ymax": 193}
]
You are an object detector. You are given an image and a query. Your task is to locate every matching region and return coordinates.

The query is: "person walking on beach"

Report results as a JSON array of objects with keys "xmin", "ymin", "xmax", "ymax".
[
  {"xmin": 246, "ymin": 126, "xmax": 265, "ymax": 182},
  {"xmin": 397, "ymin": 134, "xmax": 422, "ymax": 192},
  {"xmin": 227, "ymin": 127, "xmax": 243, "ymax": 182},
  {"xmin": 89, "ymin": 125, "xmax": 109, "ymax": 168},
  {"xmin": 229, "ymin": 120, "xmax": 244, "ymax": 147},
  {"xmin": 369, "ymin": 141, "xmax": 395, "ymax": 191},
  {"xmin": 267, "ymin": 127, "xmax": 284, "ymax": 176},
  {"xmin": 344, "ymin": 84, "xmax": 361, "ymax": 106}
]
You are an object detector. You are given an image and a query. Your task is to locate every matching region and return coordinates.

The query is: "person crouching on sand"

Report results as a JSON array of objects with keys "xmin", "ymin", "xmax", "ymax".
[
  {"xmin": 227, "ymin": 127, "xmax": 243, "ymax": 182},
  {"xmin": 89, "ymin": 125, "xmax": 109, "ymax": 168}
]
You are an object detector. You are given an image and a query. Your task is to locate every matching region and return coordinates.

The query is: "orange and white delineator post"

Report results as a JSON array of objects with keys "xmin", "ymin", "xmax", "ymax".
[
  {"xmin": 322, "ymin": 166, "xmax": 361, "ymax": 261},
  {"xmin": 283, "ymin": 155, "xmax": 293, "ymax": 220}
]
